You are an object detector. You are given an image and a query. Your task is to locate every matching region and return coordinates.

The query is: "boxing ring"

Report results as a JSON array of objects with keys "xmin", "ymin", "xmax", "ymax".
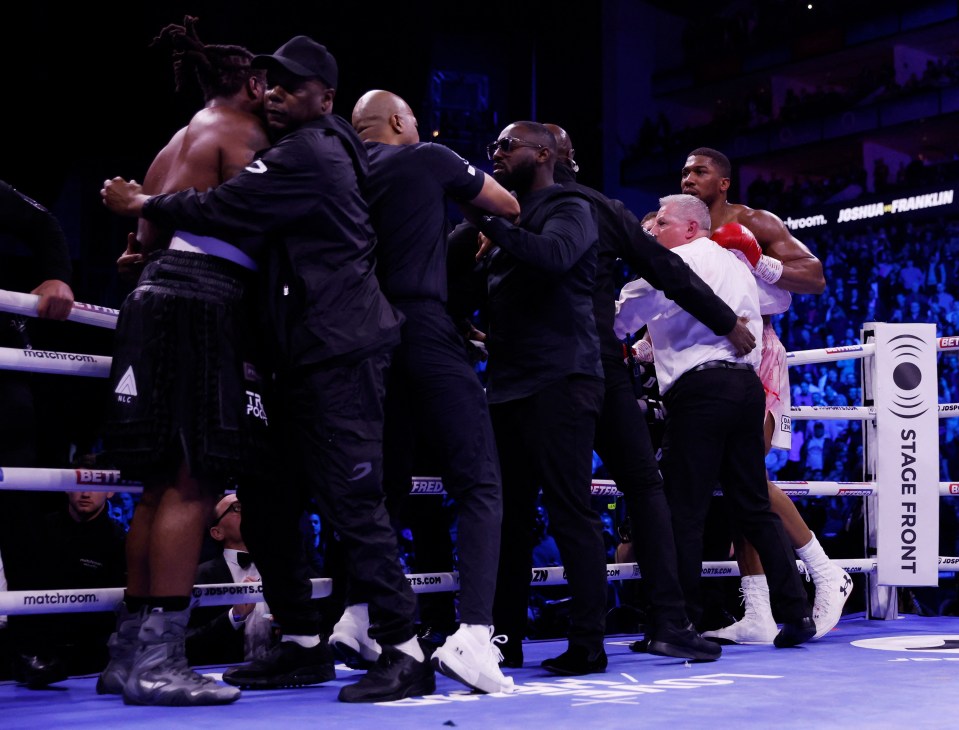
[
  {"xmin": 2, "ymin": 289, "xmax": 959, "ymax": 728},
  {"xmin": 0, "ymin": 289, "xmax": 957, "ymax": 619}
]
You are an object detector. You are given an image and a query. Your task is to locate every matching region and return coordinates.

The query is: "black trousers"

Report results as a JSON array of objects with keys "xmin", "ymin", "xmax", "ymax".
[
  {"xmin": 661, "ymin": 367, "xmax": 810, "ymax": 627},
  {"xmin": 382, "ymin": 301, "xmax": 502, "ymax": 627},
  {"xmin": 240, "ymin": 353, "xmax": 418, "ymax": 645},
  {"xmin": 491, "ymin": 374, "xmax": 607, "ymax": 652},
  {"xmin": 593, "ymin": 356, "xmax": 687, "ymax": 631}
]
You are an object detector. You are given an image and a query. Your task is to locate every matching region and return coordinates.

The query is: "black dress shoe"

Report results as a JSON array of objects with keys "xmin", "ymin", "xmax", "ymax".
[
  {"xmin": 774, "ymin": 616, "xmax": 816, "ymax": 648},
  {"xmin": 338, "ymin": 643, "xmax": 436, "ymax": 703},
  {"xmin": 541, "ymin": 645, "xmax": 607, "ymax": 676},
  {"xmin": 648, "ymin": 623, "xmax": 721, "ymax": 662},
  {"xmin": 629, "ymin": 637, "xmax": 650, "ymax": 653},
  {"xmin": 14, "ymin": 653, "xmax": 68, "ymax": 688}
]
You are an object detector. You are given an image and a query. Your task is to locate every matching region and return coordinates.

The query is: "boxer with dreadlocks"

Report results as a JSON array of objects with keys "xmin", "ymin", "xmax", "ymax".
[{"xmin": 97, "ymin": 15, "xmax": 271, "ymax": 706}]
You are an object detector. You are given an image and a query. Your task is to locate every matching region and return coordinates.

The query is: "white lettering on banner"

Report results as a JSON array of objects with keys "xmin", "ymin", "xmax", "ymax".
[
  {"xmin": 874, "ymin": 324, "xmax": 939, "ymax": 585},
  {"xmin": 784, "ymin": 213, "xmax": 827, "ymax": 230},
  {"xmin": 837, "ymin": 202, "xmax": 885, "ymax": 222},
  {"xmin": 890, "ymin": 190, "xmax": 953, "ymax": 213}
]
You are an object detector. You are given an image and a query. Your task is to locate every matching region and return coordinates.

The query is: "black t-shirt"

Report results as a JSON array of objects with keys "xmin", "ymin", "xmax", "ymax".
[{"xmin": 364, "ymin": 141, "xmax": 485, "ymax": 303}]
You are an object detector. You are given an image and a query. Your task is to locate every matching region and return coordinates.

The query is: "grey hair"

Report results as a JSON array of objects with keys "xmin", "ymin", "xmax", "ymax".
[{"xmin": 659, "ymin": 193, "xmax": 711, "ymax": 232}]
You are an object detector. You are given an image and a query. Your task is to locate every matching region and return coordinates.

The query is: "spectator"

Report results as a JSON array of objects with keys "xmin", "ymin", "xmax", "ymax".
[
  {"xmin": 10, "ymin": 490, "xmax": 126, "ymax": 687},
  {"xmin": 188, "ymin": 494, "xmax": 276, "ymax": 666}
]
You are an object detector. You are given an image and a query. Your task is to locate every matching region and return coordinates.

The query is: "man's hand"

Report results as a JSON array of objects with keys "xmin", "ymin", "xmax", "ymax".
[
  {"xmin": 726, "ymin": 316, "xmax": 756, "ymax": 356},
  {"xmin": 31, "ymin": 279, "xmax": 74, "ymax": 320},
  {"xmin": 476, "ymin": 231, "xmax": 494, "ymax": 262},
  {"xmin": 232, "ymin": 575, "xmax": 259, "ymax": 622},
  {"xmin": 101, "ymin": 177, "xmax": 148, "ymax": 217},
  {"xmin": 117, "ymin": 232, "xmax": 146, "ymax": 285}
]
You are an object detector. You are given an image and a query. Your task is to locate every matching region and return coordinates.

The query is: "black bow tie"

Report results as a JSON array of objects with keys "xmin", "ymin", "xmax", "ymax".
[{"xmin": 236, "ymin": 552, "xmax": 253, "ymax": 569}]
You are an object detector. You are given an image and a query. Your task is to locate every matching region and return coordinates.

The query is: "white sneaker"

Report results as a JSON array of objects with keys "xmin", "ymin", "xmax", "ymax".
[
  {"xmin": 812, "ymin": 566, "xmax": 853, "ymax": 639},
  {"xmin": 329, "ymin": 607, "xmax": 381, "ymax": 669},
  {"xmin": 431, "ymin": 625, "xmax": 515, "ymax": 694}
]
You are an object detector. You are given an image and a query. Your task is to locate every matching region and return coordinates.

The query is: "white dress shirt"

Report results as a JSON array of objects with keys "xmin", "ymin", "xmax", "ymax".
[{"xmin": 614, "ymin": 237, "xmax": 762, "ymax": 394}]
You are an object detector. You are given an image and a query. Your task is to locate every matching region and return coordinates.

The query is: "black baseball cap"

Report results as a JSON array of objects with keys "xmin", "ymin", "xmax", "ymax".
[{"xmin": 253, "ymin": 35, "xmax": 338, "ymax": 88}]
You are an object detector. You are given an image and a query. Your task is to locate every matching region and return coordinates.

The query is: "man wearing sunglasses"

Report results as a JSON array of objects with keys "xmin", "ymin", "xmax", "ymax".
[
  {"xmin": 449, "ymin": 120, "xmax": 607, "ymax": 676},
  {"xmin": 101, "ymin": 35, "xmax": 430, "ymax": 704},
  {"xmin": 543, "ymin": 124, "xmax": 758, "ymax": 662}
]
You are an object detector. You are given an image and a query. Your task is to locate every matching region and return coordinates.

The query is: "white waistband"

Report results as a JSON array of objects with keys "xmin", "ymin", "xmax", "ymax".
[{"xmin": 169, "ymin": 231, "xmax": 257, "ymax": 271}]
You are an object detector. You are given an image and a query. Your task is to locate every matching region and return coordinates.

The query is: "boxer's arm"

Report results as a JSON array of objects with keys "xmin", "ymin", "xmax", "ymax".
[{"xmin": 739, "ymin": 208, "xmax": 825, "ymax": 295}]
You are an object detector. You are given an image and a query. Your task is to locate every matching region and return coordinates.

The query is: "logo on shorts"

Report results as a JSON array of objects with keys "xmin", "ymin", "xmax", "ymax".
[
  {"xmin": 245, "ymin": 391, "xmax": 268, "ymax": 425},
  {"xmin": 245, "ymin": 160, "xmax": 268, "ymax": 174},
  {"xmin": 114, "ymin": 366, "xmax": 137, "ymax": 403}
]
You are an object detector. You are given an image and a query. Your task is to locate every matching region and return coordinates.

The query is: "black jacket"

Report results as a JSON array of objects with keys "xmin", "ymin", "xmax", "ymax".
[{"xmin": 143, "ymin": 114, "xmax": 402, "ymax": 369}]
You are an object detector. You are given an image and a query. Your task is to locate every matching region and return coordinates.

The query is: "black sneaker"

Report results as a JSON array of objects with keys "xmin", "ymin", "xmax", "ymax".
[
  {"xmin": 222, "ymin": 640, "xmax": 335, "ymax": 689},
  {"xmin": 541, "ymin": 645, "xmax": 607, "ymax": 676},
  {"xmin": 629, "ymin": 637, "xmax": 650, "ymax": 653},
  {"xmin": 337, "ymin": 644, "xmax": 435, "ymax": 703}
]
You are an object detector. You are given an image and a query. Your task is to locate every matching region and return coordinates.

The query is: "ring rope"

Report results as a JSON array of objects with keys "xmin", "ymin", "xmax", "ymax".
[
  {"xmin": 2, "ymin": 466, "xmax": 959, "ymax": 497},
  {"xmin": 5, "ymin": 558, "xmax": 959, "ymax": 617},
  {"xmin": 0, "ymin": 289, "xmax": 118, "ymax": 329}
]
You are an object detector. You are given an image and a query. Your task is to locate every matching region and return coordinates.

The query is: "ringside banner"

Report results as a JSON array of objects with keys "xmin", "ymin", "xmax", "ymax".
[{"xmin": 873, "ymin": 323, "xmax": 939, "ymax": 585}]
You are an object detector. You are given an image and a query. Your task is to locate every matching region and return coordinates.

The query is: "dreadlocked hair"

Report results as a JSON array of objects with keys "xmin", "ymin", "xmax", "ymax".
[{"xmin": 150, "ymin": 15, "xmax": 255, "ymax": 102}]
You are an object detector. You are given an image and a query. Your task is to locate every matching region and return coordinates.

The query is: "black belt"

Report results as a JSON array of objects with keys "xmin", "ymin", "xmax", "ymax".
[{"xmin": 689, "ymin": 360, "xmax": 753, "ymax": 373}]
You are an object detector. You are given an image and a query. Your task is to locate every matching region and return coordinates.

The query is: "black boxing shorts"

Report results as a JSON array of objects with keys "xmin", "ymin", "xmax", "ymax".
[{"xmin": 103, "ymin": 248, "xmax": 272, "ymax": 486}]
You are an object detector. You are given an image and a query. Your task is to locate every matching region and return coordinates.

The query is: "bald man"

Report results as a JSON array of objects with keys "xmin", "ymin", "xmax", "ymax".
[
  {"xmin": 342, "ymin": 90, "xmax": 518, "ymax": 695},
  {"xmin": 545, "ymin": 123, "xmax": 754, "ymax": 660}
]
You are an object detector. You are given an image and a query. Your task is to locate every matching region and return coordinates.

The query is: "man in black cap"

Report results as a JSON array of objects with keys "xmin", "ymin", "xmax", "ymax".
[{"xmin": 102, "ymin": 35, "xmax": 433, "ymax": 704}]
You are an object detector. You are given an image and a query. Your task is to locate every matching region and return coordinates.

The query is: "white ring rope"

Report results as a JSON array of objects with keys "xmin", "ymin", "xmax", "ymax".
[
  {"xmin": 0, "ymin": 289, "xmax": 118, "ymax": 329},
  {"xmin": 3, "ymin": 468, "xmax": 959, "ymax": 497}
]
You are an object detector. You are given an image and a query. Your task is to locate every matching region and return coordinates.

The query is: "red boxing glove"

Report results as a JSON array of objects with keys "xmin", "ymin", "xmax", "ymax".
[{"xmin": 713, "ymin": 222, "xmax": 762, "ymax": 268}]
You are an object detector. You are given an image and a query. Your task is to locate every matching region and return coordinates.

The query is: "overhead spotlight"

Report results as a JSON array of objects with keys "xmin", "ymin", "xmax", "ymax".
[{"xmin": 432, "ymin": 129, "xmax": 440, "ymax": 138}]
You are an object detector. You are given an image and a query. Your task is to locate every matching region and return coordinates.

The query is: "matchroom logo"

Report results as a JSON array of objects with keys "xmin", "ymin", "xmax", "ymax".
[{"xmin": 887, "ymin": 333, "xmax": 929, "ymax": 419}]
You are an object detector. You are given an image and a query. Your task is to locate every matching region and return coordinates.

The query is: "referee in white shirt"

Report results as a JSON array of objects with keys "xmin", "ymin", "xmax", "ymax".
[{"xmin": 614, "ymin": 193, "xmax": 815, "ymax": 648}]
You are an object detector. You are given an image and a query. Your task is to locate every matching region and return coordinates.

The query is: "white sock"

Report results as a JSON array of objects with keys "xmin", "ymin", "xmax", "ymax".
[
  {"xmin": 282, "ymin": 634, "xmax": 320, "ymax": 648},
  {"xmin": 392, "ymin": 636, "xmax": 425, "ymax": 662},
  {"xmin": 795, "ymin": 533, "xmax": 831, "ymax": 573}
]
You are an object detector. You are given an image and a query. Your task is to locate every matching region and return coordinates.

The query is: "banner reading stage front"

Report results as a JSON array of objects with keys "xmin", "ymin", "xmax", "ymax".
[{"xmin": 874, "ymin": 323, "xmax": 939, "ymax": 585}]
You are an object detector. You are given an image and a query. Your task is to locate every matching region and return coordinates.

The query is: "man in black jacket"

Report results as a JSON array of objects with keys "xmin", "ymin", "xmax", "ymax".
[
  {"xmin": 449, "ymin": 121, "xmax": 607, "ymax": 676},
  {"xmin": 101, "ymin": 36, "xmax": 430, "ymax": 704},
  {"xmin": 544, "ymin": 125, "xmax": 754, "ymax": 659}
]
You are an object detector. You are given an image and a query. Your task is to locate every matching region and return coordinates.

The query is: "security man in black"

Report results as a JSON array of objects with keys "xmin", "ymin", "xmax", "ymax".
[{"xmin": 102, "ymin": 36, "xmax": 433, "ymax": 703}]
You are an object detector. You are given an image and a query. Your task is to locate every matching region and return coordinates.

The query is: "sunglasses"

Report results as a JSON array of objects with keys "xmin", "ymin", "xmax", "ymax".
[
  {"xmin": 211, "ymin": 501, "xmax": 241, "ymax": 527},
  {"xmin": 486, "ymin": 137, "xmax": 545, "ymax": 160}
]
